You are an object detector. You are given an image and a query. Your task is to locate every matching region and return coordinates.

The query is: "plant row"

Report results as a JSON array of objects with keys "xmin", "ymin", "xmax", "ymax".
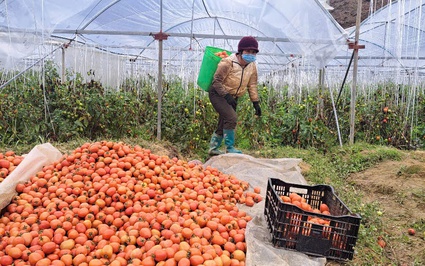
[{"xmin": 1, "ymin": 63, "xmax": 424, "ymax": 156}]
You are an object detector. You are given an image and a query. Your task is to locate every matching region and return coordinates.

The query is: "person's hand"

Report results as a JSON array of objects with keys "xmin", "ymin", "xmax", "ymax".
[
  {"xmin": 224, "ymin": 94, "xmax": 237, "ymax": 110},
  {"xmin": 253, "ymin": 101, "xmax": 261, "ymax": 116}
]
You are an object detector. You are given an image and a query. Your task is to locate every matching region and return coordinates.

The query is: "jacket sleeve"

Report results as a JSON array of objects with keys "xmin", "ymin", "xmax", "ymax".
[
  {"xmin": 247, "ymin": 65, "xmax": 259, "ymax": 102},
  {"xmin": 211, "ymin": 60, "xmax": 232, "ymax": 97}
]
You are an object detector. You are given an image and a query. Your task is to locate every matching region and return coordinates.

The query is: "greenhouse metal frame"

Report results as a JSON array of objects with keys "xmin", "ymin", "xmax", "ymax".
[{"xmin": 0, "ymin": 0, "xmax": 424, "ymax": 141}]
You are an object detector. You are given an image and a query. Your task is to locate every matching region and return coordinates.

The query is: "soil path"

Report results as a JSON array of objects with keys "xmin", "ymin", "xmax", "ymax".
[{"xmin": 339, "ymin": 151, "xmax": 425, "ymax": 265}]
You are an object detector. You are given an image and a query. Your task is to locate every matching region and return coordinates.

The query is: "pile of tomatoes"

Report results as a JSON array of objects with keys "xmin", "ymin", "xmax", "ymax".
[
  {"xmin": 0, "ymin": 151, "xmax": 24, "ymax": 183},
  {"xmin": 280, "ymin": 193, "xmax": 331, "ymax": 226},
  {"xmin": 0, "ymin": 141, "xmax": 262, "ymax": 266}
]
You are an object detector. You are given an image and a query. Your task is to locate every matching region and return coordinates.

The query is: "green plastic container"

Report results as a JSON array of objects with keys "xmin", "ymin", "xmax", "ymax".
[{"xmin": 197, "ymin": 46, "xmax": 232, "ymax": 92}]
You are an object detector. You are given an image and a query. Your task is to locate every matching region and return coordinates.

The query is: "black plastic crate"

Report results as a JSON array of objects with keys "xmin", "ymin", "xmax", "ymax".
[{"xmin": 264, "ymin": 178, "xmax": 361, "ymax": 261}]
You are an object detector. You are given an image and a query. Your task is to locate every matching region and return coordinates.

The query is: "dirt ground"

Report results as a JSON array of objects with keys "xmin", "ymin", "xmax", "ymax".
[{"xmin": 333, "ymin": 151, "xmax": 425, "ymax": 265}]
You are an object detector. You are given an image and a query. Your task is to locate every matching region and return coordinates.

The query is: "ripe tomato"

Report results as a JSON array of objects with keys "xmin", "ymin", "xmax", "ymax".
[{"xmin": 408, "ymin": 228, "xmax": 416, "ymax": 235}]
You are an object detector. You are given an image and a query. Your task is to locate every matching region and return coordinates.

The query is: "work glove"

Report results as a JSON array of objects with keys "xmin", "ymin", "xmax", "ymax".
[
  {"xmin": 224, "ymin": 94, "xmax": 237, "ymax": 111},
  {"xmin": 253, "ymin": 101, "xmax": 262, "ymax": 116}
]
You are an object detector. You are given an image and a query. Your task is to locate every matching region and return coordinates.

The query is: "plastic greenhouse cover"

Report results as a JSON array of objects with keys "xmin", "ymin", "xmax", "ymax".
[
  {"xmin": 0, "ymin": 0, "xmax": 348, "ymax": 71},
  {"xmin": 330, "ymin": 0, "xmax": 425, "ymax": 71}
]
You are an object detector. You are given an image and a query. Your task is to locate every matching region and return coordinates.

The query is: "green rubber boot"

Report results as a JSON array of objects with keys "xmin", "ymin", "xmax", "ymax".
[
  {"xmin": 208, "ymin": 133, "xmax": 224, "ymax": 156},
  {"xmin": 223, "ymin": 129, "xmax": 242, "ymax": 154}
]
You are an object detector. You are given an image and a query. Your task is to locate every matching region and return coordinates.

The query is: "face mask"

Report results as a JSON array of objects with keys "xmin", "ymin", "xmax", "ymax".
[{"xmin": 242, "ymin": 54, "xmax": 256, "ymax": 63}]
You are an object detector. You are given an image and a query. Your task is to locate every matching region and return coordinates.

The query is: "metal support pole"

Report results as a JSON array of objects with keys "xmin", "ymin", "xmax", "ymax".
[
  {"xmin": 61, "ymin": 47, "xmax": 66, "ymax": 83},
  {"xmin": 317, "ymin": 68, "xmax": 325, "ymax": 120},
  {"xmin": 154, "ymin": 0, "xmax": 169, "ymax": 140},
  {"xmin": 336, "ymin": 51, "xmax": 355, "ymax": 109},
  {"xmin": 157, "ymin": 39, "xmax": 163, "ymax": 140},
  {"xmin": 329, "ymin": 85, "xmax": 343, "ymax": 147}
]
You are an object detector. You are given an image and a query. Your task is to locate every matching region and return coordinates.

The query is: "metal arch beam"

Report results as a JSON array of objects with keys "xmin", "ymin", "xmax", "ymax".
[
  {"xmin": 79, "ymin": 0, "xmax": 123, "ymax": 30},
  {"xmin": 50, "ymin": 29, "xmax": 348, "ymax": 45}
]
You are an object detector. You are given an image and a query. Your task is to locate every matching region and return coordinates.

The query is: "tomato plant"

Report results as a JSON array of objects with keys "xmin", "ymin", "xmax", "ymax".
[{"xmin": 1, "ymin": 61, "xmax": 425, "ymax": 155}]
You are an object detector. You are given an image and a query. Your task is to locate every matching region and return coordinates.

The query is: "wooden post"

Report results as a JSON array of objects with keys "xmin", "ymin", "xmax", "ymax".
[{"xmin": 349, "ymin": 0, "xmax": 365, "ymax": 144}]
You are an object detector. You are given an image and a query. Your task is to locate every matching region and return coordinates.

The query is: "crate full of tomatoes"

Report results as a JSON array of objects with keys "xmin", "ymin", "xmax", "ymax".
[{"xmin": 264, "ymin": 178, "xmax": 361, "ymax": 261}]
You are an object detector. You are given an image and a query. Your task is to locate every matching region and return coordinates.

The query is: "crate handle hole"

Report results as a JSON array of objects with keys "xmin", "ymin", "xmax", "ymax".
[{"xmin": 289, "ymin": 187, "xmax": 308, "ymax": 195}]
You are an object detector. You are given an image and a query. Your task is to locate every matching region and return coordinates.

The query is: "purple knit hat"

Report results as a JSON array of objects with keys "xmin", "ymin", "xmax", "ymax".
[{"xmin": 238, "ymin": 36, "xmax": 259, "ymax": 53}]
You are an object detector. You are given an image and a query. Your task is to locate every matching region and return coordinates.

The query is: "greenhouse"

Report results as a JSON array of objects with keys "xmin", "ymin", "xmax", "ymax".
[
  {"xmin": 0, "ymin": 0, "xmax": 345, "ymax": 89},
  {"xmin": 0, "ymin": 0, "xmax": 423, "ymax": 142},
  {"xmin": 0, "ymin": 0, "xmax": 421, "ymax": 89},
  {"xmin": 331, "ymin": 0, "xmax": 425, "ymax": 87}
]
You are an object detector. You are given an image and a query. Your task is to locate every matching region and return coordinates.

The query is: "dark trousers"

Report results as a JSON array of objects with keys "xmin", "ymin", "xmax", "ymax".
[{"xmin": 208, "ymin": 87, "xmax": 237, "ymax": 136}]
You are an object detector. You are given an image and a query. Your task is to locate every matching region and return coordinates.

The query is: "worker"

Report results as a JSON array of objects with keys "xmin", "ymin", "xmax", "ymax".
[{"xmin": 208, "ymin": 36, "xmax": 261, "ymax": 155}]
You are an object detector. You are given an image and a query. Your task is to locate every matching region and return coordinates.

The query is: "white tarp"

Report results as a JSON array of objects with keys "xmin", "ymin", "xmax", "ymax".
[{"xmin": 0, "ymin": 143, "xmax": 62, "ymax": 211}]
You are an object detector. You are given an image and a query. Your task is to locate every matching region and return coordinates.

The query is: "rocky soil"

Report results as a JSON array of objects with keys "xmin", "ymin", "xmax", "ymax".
[{"xmin": 329, "ymin": 0, "xmax": 391, "ymax": 29}]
